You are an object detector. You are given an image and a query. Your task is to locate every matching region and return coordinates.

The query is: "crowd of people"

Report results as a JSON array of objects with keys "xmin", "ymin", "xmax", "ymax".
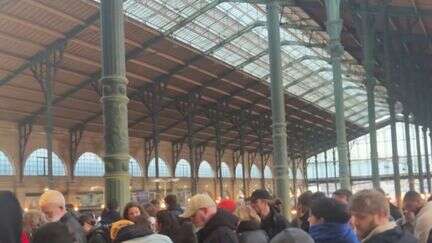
[{"xmin": 1, "ymin": 187, "xmax": 432, "ymax": 243}]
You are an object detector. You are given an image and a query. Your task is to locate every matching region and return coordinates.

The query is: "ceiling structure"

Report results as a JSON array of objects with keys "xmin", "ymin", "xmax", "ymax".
[
  {"xmin": 297, "ymin": 0, "xmax": 432, "ymax": 128},
  {"xmin": 4, "ymin": 0, "xmax": 425, "ymax": 159}
]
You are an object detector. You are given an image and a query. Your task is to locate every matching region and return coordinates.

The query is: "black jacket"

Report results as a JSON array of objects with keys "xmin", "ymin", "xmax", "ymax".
[
  {"xmin": 114, "ymin": 224, "xmax": 153, "ymax": 243},
  {"xmin": 100, "ymin": 210, "xmax": 121, "ymax": 225},
  {"xmin": 364, "ymin": 226, "xmax": 418, "ymax": 243},
  {"xmin": 237, "ymin": 220, "xmax": 269, "ymax": 243},
  {"xmin": 0, "ymin": 191, "xmax": 22, "ymax": 243},
  {"xmin": 389, "ymin": 203, "xmax": 402, "ymax": 221},
  {"xmin": 261, "ymin": 207, "xmax": 289, "ymax": 239},
  {"xmin": 60, "ymin": 212, "xmax": 87, "ymax": 243},
  {"xmin": 197, "ymin": 209, "xmax": 239, "ymax": 243}
]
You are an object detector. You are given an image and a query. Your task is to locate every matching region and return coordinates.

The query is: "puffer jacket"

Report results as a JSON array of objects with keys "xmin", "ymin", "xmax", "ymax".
[
  {"xmin": 196, "ymin": 209, "xmax": 239, "ymax": 243},
  {"xmin": 237, "ymin": 220, "xmax": 268, "ymax": 243},
  {"xmin": 309, "ymin": 223, "xmax": 359, "ymax": 243}
]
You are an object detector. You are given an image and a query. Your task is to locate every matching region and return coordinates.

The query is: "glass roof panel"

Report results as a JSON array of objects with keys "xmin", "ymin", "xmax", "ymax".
[{"xmin": 122, "ymin": 0, "xmax": 388, "ymax": 128}]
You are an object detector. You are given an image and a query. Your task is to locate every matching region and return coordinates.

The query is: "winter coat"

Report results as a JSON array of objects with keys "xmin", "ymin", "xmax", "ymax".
[
  {"xmin": 270, "ymin": 228, "xmax": 314, "ymax": 243},
  {"xmin": 363, "ymin": 222, "xmax": 418, "ymax": 243},
  {"xmin": 309, "ymin": 223, "xmax": 359, "ymax": 243},
  {"xmin": 114, "ymin": 224, "xmax": 172, "ymax": 243},
  {"xmin": 0, "ymin": 191, "xmax": 22, "ymax": 243},
  {"xmin": 196, "ymin": 208, "xmax": 239, "ymax": 243},
  {"xmin": 261, "ymin": 206, "xmax": 289, "ymax": 239},
  {"xmin": 237, "ymin": 220, "xmax": 268, "ymax": 243},
  {"xmin": 100, "ymin": 210, "xmax": 121, "ymax": 225},
  {"xmin": 167, "ymin": 204, "xmax": 183, "ymax": 218},
  {"xmin": 60, "ymin": 212, "xmax": 87, "ymax": 243},
  {"xmin": 88, "ymin": 225, "xmax": 111, "ymax": 243},
  {"xmin": 414, "ymin": 201, "xmax": 432, "ymax": 243}
]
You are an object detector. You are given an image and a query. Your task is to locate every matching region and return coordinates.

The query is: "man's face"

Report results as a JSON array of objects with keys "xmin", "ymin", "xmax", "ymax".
[
  {"xmin": 333, "ymin": 194, "xmax": 349, "ymax": 205},
  {"xmin": 351, "ymin": 211, "xmax": 380, "ymax": 239},
  {"xmin": 190, "ymin": 208, "xmax": 208, "ymax": 228},
  {"xmin": 40, "ymin": 203, "xmax": 65, "ymax": 222},
  {"xmin": 250, "ymin": 199, "xmax": 268, "ymax": 217},
  {"xmin": 403, "ymin": 200, "xmax": 421, "ymax": 215}
]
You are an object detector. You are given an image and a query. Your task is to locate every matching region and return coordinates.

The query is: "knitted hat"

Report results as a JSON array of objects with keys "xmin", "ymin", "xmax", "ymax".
[
  {"xmin": 39, "ymin": 190, "xmax": 65, "ymax": 208},
  {"xmin": 217, "ymin": 199, "xmax": 237, "ymax": 214}
]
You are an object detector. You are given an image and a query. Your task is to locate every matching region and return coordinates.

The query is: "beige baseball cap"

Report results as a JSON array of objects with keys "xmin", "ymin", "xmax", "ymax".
[{"xmin": 180, "ymin": 194, "xmax": 216, "ymax": 218}]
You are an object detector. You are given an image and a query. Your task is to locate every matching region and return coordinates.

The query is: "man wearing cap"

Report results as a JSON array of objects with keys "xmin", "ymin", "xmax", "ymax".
[
  {"xmin": 250, "ymin": 189, "xmax": 289, "ymax": 239},
  {"xmin": 180, "ymin": 193, "xmax": 239, "ymax": 243},
  {"xmin": 39, "ymin": 190, "xmax": 86, "ymax": 243}
]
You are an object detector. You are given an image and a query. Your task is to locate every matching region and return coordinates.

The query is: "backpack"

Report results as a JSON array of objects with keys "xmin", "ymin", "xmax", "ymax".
[{"xmin": 89, "ymin": 224, "xmax": 111, "ymax": 243}]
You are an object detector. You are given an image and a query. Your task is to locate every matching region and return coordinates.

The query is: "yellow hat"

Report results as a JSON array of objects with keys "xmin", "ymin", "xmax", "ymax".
[
  {"xmin": 180, "ymin": 194, "xmax": 216, "ymax": 218},
  {"xmin": 110, "ymin": 219, "xmax": 134, "ymax": 240}
]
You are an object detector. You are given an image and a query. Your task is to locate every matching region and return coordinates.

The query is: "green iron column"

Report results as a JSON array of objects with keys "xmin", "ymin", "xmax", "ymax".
[
  {"xmin": 324, "ymin": 150, "xmax": 329, "ymax": 194},
  {"xmin": 315, "ymin": 155, "xmax": 319, "ymax": 191},
  {"xmin": 333, "ymin": 148, "xmax": 337, "ymax": 189},
  {"xmin": 100, "ymin": 0, "xmax": 130, "ymax": 209},
  {"xmin": 415, "ymin": 123, "xmax": 425, "ymax": 193},
  {"xmin": 325, "ymin": 0, "xmax": 350, "ymax": 189},
  {"xmin": 266, "ymin": 0, "xmax": 292, "ymax": 218},
  {"xmin": 422, "ymin": 126, "xmax": 431, "ymax": 193},
  {"xmin": 361, "ymin": 3, "xmax": 380, "ymax": 189},
  {"xmin": 404, "ymin": 112, "xmax": 415, "ymax": 191},
  {"xmin": 388, "ymin": 98, "xmax": 402, "ymax": 206}
]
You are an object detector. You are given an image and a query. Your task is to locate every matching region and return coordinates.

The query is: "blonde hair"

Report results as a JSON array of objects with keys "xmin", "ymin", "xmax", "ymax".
[
  {"xmin": 23, "ymin": 210, "xmax": 47, "ymax": 234},
  {"xmin": 39, "ymin": 190, "xmax": 65, "ymax": 208},
  {"xmin": 235, "ymin": 205, "xmax": 260, "ymax": 223}
]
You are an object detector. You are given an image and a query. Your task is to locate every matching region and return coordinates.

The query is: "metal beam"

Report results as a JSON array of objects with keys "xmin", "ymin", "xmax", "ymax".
[
  {"xmin": 21, "ymin": 0, "xmax": 220, "ymax": 126},
  {"xmin": 284, "ymin": 67, "xmax": 331, "ymax": 89},
  {"xmin": 0, "ymin": 12, "xmax": 99, "ymax": 87}
]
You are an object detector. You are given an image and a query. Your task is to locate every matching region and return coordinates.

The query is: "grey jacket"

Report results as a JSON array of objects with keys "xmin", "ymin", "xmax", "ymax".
[
  {"xmin": 60, "ymin": 212, "xmax": 87, "ymax": 243},
  {"xmin": 237, "ymin": 220, "xmax": 269, "ymax": 243}
]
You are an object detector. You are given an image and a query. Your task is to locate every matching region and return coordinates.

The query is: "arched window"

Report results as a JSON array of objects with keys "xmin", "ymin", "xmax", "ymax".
[
  {"xmin": 74, "ymin": 152, "xmax": 104, "ymax": 177},
  {"xmin": 235, "ymin": 163, "xmax": 243, "ymax": 179},
  {"xmin": 221, "ymin": 162, "xmax": 231, "ymax": 178},
  {"xmin": 129, "ymin": 157, "xmax": 142, "ymax": 177},
  {"xmin": 175, "ymin": 159, "xmax": 191, "ymax": 177},
  {"xmin": 198, "ymin": 161, "xmax": 213, "ymax": 178},
  {"xmin": 0, "ymin": 151, "xmax": 14, "ymax": 175},
  {"xmin": 148, "ymin": 158, "xmax": 171, "ymax": 177},
  {"xmin": 24, "ymin": 149, "xmax": 66, "ymax": 176},
  {"xmin": 250, "ymin": 164, "xmax": 261, "ymax": 178},
  {"xmin": 264, "ymin": 165, "xmax": 273, "ymax": 179}
]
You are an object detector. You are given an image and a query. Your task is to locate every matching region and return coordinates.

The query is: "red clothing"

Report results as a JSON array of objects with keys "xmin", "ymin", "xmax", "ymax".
[{"xmin": 20, "ymin": 232, "xmax": 30, "ymax": 243}]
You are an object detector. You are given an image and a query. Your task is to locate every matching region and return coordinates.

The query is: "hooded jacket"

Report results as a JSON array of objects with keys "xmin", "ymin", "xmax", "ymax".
[
  {"xmin": 362, "ymin": 222, "xmax": 418, "ymax": 243},
  {"xmin": 237, "ymin": 220, "xmax": 268, "ymax": 243},
  {"xmin": 261, "ymin": 206, "xmax": 289, "ymax": 239},
  {"xmin": 0, "ymin": 191, "xmax": 22, "ymax": 243},
  {"xmin": 60, "ymin": 212, "xmax": 87, "ymax": 243},
  {"xmin": 309, "ymin": 223, "xmax": 359, "ymax": 243},
  {"xmin": 196, "ymin": 208, "xmax": 239, "ymax": 243}
]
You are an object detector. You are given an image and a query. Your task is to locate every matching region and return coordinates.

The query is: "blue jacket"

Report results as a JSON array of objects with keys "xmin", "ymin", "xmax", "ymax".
[{"xmin": 310, "ymin": 223, "xmax": 359, "ymax": 243}]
